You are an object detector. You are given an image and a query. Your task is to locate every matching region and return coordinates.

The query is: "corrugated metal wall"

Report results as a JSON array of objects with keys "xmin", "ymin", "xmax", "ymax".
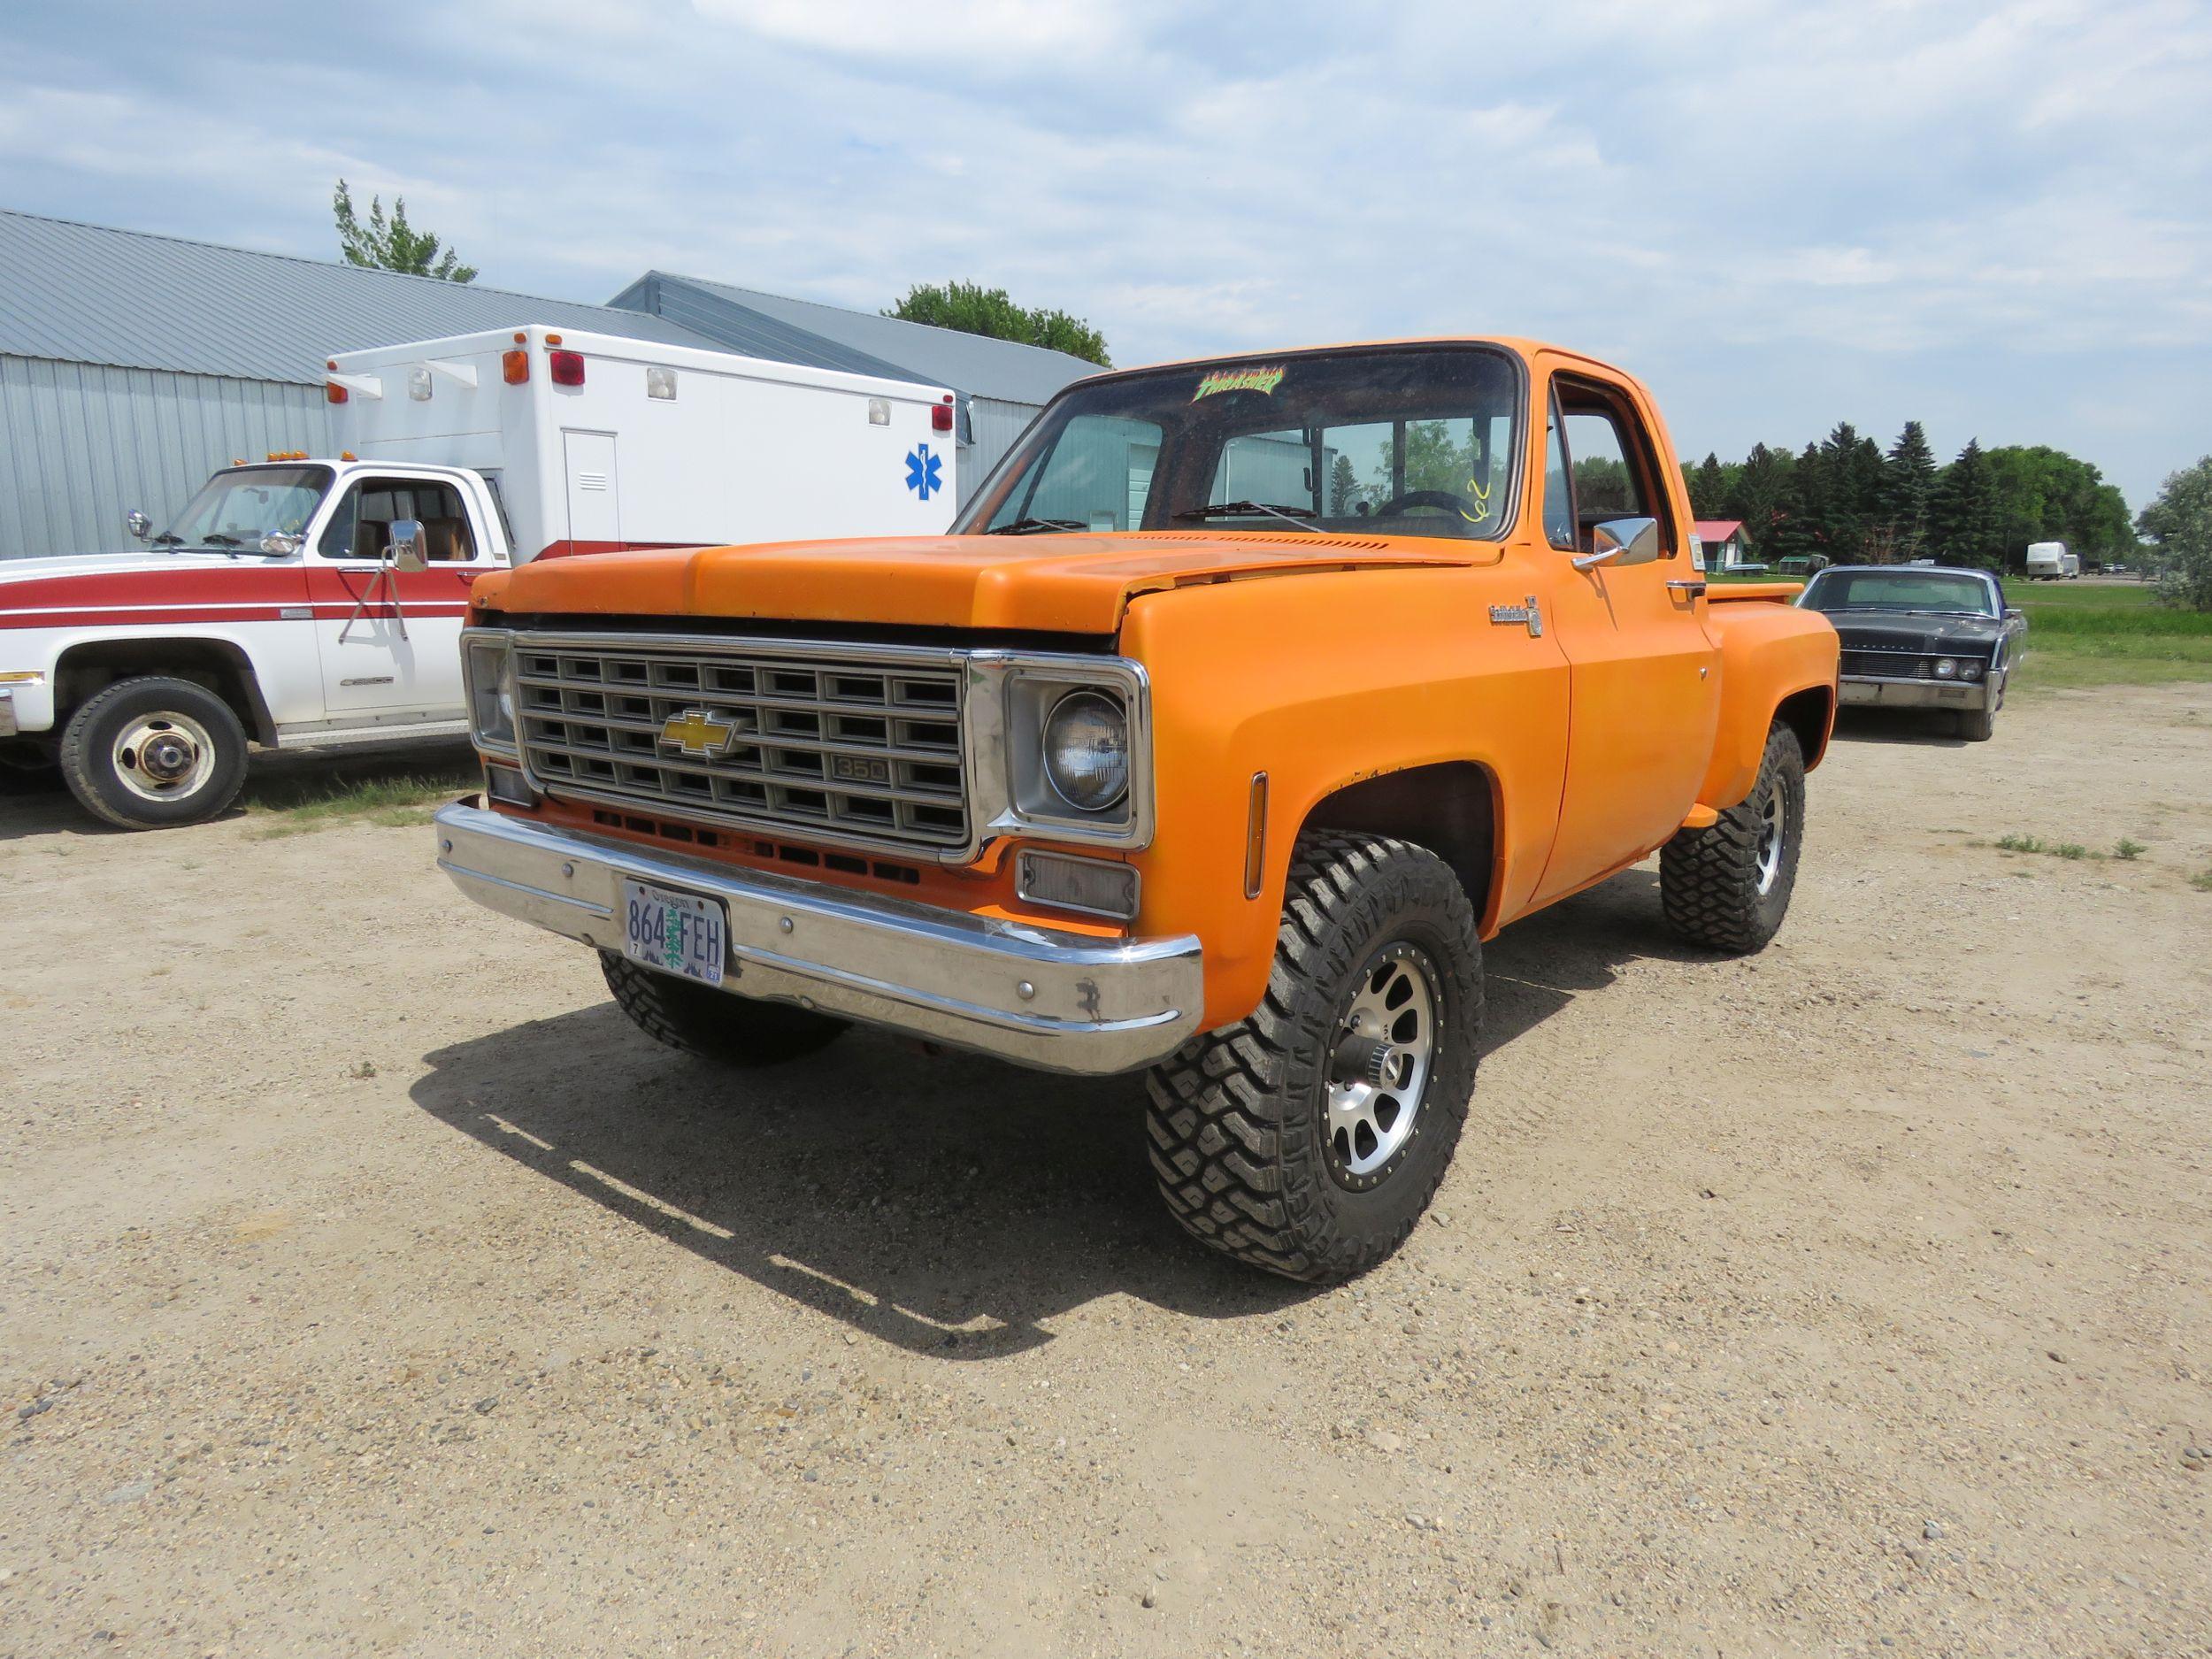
[
  {"xmin": 0, "ymin": 356, "xmax": 333, "ymax": 560},
  {"xmin": 963, "ymin": 396, "xmax": 1041, "ymax": 505}
]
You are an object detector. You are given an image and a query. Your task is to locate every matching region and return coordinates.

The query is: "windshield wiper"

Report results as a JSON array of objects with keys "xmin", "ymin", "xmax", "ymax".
[
  {"xmin": 984, "ymin": 517, "xmax": 1087, "ymax": 536},
  {"xmin": 1172, "ymin": 500, "xmax": 1321, "ymax": 533},
  {"xmin": 201, "ymin": 534, "xmax": 241, "ymax": 547},
  {"xmin": 150, "ymin": 533, "xmax": 186, "ymax": 548}
]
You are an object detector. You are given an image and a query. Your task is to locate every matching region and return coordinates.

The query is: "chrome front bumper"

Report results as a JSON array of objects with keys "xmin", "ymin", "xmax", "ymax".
[
  {"xmin": 432, "ymin": 802, "xmax": 1204, "ymax": 1075},
  {"xmin": 1839, "ymin": 673, "xmax": 2000, "ymax": 710}
]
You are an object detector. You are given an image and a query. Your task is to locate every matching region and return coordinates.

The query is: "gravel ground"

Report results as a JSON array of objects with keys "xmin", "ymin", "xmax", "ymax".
[{"xmin": 3, "ymin": 687, "xmax": 2208, "ymax": 1657}]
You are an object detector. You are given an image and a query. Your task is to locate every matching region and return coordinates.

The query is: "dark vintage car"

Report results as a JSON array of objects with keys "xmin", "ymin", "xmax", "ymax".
[{"xmin": 1795, "ymin": 565, "xmax": 2028, "ymax": 741}]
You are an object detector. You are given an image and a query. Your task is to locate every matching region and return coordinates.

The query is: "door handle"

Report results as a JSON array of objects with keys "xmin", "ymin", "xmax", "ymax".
[{"xmin": 1667, "ymin": 580, "xmax": 1707, "ymax": 598}]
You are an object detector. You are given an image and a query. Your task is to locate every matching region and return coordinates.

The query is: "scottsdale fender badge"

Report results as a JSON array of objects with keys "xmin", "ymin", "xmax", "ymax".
[{"xmin": 1488, "ymin": 595, "xmax": 1543, "ymax": 638}]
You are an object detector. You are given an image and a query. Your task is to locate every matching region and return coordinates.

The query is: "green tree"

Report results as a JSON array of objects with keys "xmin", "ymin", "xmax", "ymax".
[
  {"xmin": 1881, "ymin": 420, "xmax": 1939, "ymax": 560},
  {"xmin": 1328, "ymin": 453, "xmax": 1361, "ymax": 513},
  {"xmin": 1686, "ymin": 452, "xmax": 1733, "ymax": 518},
  {"xmin": 2138, "ymin": 456, "xmax": 2212, "ymax": 611},
  {"xmin": 886, "ymin": 281, "xmax": 1110, "ymax": 365},
  {"xmin": 1724, "ymin": 442, "xmax": 1793, "ymax": 558},
  {"xmin": 1931, "ymin": 439, "xmax": 2001, "ymax": 566},
  {"xmin": 333, "ymin": 180, "xmax": 476, "ymax": 282}
]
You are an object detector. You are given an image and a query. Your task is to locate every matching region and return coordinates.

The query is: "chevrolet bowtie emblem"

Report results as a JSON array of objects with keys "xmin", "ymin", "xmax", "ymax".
[{"xmin": 659, "ymin": 708, "xmax": 741, "ymax": 758}]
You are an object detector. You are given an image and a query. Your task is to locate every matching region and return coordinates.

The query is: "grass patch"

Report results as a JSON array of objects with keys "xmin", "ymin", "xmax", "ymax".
[
  {"xmin": 2115, "ymin": 838, "xmax": 2147, "ymax": 861},
  {"xmin": 2005, "ymin": 582, "xmax": 2212, "ymax": 690},
  {"xmin": 2193, "ymin": 869, "xmax": 2212, "ymax": 894},
  {"xmin": 244, "ymin": 764, "xmax": 475, "ymax": 838},
  {"xmin": 1991, "ymin": 833, "xmax": 2093, "ymax": 861}
]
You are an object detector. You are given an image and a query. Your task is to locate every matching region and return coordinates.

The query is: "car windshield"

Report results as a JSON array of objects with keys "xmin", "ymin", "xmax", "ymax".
[
  {"xmin": 1800, "ymin": 569, "xmax": 1996, "ymax": 617},
  {"xmin": 956, "ymin": 345, "xmax": 1521, "ymax": 541},
  {"xmin": 156, "ymin": 465, "xmax": 333, "ymax": 552}
]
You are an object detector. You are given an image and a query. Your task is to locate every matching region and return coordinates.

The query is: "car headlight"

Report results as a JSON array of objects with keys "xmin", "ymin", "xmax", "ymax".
[
  {"xmin": 1934, "ymin": 657, "xmax": 1958, "ymax": 679},
  {"xmin": 1958, "ymin": 659, "xmax": 1982, "ymax": 680},
  {"xmin": 1041, "ymin": 689, "xmax": 1129, "ymax": 811},
  {"xmin": 465, "ymin": 634, "xmax": 518, "ymax": 751}
]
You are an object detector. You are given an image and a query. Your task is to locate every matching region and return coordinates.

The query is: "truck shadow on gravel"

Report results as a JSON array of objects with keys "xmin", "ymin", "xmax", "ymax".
[{"xmin": 409, "ymin": 870, "xmax": 1693, "ymax": 1361}]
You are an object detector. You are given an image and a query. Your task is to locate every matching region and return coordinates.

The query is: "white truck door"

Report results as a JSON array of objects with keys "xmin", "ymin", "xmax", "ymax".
[
  {"xmin": 307, "ymin": 473, "xmax": 494, "ymax": 717},
  {"xmin": 563, "ymin": 430, "xmax": 621, "ymax": 554}
]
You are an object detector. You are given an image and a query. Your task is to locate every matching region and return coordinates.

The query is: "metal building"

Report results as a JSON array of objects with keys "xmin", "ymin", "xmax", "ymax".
[{"xmin": 0, "ymin": 209, "xmax": 1096, "ymax": 560}]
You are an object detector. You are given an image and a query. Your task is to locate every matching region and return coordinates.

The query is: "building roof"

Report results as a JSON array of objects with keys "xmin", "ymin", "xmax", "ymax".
[
  {"xmin": 611, "ymin": 271, "xmax": 1100, "ymax": 407},
  {"xmin": 0, "ymin": 208, "xmax": 721, "ymax": 384},
  {"xmin": 1694, "ymin": 519, "xmax": 1747, "ymax": 540}
]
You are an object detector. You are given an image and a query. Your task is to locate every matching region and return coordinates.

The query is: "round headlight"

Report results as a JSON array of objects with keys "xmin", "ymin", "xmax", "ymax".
[
  {"xmin": 1934, "ymin": 657, "xmax": 1958, "ymax": 678},
  {"xmin": 1042, "ymin": 689, "xmax": 1129, "ymax": 811},
  {"xmin": 1958, "ymin": 660, "xmax": 1982, "ymax": 680}
]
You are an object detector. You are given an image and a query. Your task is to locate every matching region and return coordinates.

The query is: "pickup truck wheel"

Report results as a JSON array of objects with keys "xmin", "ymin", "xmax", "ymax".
[
  {"xmin": 599, "ymin": 951, "xmax": 849, "ymax": 1067},
  {"xmin": 58, "ymin": 676, "xmax": 249, "ymax": 830},
  {"xmin": 1144, "ymin": 833, "xmax": 1481, "ymax": 1284},
  {"xmin": 1660, "ymin": 721, "xmax": 1805, "ymax": 954}
]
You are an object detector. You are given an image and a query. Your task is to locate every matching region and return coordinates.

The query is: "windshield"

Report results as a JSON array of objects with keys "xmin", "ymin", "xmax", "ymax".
[
  {"xmin": 157, "ymin": 465, "xmax": 333, "ymax": 551},
  {"xmin": 1800, "ymin": 569, "xmax": 1996, "ymax": 617},
  {"xmin": 956, "ymin": 345, "xmax": 1521, "ymax": 541}
]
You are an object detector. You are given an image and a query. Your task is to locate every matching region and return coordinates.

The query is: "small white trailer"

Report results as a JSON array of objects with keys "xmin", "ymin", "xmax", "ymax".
[
  {"xmin": 2024, "ymin": 541, "xmax": 2068, "ymax": 580},
  {"xmin": 328, "ymin": 326, "xmax": 960, "ymax": 560}
]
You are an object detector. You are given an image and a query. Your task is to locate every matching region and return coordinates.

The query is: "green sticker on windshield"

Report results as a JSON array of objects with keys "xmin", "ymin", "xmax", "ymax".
[{"xmin": 1193, "ymin": 364, "xmax": 1286, "ymax": 402}]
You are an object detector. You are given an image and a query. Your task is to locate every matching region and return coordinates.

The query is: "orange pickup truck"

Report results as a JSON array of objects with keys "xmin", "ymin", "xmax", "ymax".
[{"xmin": 434, "ymin": 338, "xmax": 1839, "ymax": 1282}]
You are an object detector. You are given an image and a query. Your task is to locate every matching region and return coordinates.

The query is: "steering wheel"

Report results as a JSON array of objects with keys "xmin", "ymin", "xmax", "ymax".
[{"xmin": 1371, "ymin": 488, "xmax": 1478, "ymax": 518}]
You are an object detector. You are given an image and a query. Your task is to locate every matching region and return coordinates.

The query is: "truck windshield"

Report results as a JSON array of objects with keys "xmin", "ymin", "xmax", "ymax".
[
  {"xmin": 1800, "ymin": 570, "xmax": 1996, "ymax": 617},
  {"xmin": 155, "ymin": 465, "xmax": 333, "ymax": 554},
  {"xmin": 957, "ymin": 345, "xmax": 1521, "ymax": 541}
]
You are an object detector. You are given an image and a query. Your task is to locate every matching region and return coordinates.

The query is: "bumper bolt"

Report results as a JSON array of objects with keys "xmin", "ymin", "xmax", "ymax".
[
  {"xmin": 1017, "ymin": 980, "xmax": 1036, "ymax": 1001},
  {"xmin": 779, "ymin": 917, "xmax": 795, "ymax": 933}
]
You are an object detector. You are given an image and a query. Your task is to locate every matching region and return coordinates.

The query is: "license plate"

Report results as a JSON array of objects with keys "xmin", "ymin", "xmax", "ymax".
[{"xmin": 619, "ymin": 878, "xmax": 726, "ymax": 987}]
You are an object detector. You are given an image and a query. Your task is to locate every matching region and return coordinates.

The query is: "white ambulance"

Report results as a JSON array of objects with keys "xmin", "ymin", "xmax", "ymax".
[{"xmin": 0, "ymin": 327, "xmax": 960, "ymax": 829}]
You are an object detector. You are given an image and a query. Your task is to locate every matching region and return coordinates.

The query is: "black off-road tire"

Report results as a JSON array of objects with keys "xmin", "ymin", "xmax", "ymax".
[
  {"xmin": 1143, "ymin": 833, "xmax": 1482, "ymax": 1283},
  {"xmin": 1957, "ymin": 706, "xmax": 1995, "ymax": 741},
  {"xmin": 58, "ymin": 675, "xmax": 250, "ymax": 830},
  {"xmin": 600, "ymin": 950, "xmax": 849, "ymax": 1066},
  {"xmin": 1660, "ymin": 720, "xmax": 1805, "ymax": 954}
]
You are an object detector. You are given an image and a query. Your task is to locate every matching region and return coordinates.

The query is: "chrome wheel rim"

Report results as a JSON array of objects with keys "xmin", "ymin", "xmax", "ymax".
[
  {"xmin": 1754, "ymin": 783, "xmax": 1786, "ymax": 895},
  {"xmin": 1324, "ymin": 942, "xmax": 1440, "ymax": 1188},
  {"xmin": 112, "ymin": 711, "xmax": 216, "ymax": 803}
]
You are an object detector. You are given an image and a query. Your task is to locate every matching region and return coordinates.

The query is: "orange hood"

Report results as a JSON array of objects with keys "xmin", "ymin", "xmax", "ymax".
[{"xmin": 472, "ymin": 532, "xmax": 1488, "ymax": 636}]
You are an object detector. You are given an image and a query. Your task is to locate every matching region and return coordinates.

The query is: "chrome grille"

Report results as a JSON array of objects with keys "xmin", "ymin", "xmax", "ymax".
[{"xmin": 514, "ymin": 637, "xmax": 969, "ymax": 852}]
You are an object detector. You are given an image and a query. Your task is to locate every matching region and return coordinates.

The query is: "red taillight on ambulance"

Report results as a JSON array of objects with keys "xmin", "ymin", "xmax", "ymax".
[
  {"xmin": 549, "ymin": 349, "xmax": 586, "ymax": 387},
  {"xmin": 326, "ymin": 382, "xmax": 348, "ymax": 404},
  {"xmin": 502, "ymin": 349, "xmax": 530, "ymax": 385},
  {"xmin": 932, "ymin": 395, "xmax": 954, "ymax": 432}
]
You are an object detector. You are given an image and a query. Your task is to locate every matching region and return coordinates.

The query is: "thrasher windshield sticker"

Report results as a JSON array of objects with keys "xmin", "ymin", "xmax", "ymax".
[{"xmin": 1193, "ymin": 364, "xmax": 1286, "ymax": 401}]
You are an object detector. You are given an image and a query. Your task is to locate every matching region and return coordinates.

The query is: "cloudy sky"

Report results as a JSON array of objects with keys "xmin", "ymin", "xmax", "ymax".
[{"xmin": 3, "ymin": 0, "xmax": 2206, "ymax": 505}]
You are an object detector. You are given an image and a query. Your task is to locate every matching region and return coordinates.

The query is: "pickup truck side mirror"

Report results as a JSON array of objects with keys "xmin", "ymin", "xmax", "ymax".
[
  {"xmin": 1574, "ymin": 516, "xmax": 1662, "ymax": 572},
  {"xmin": 126, "ymin": 510, "xmax": 151, "ymax": 541},
  {"xmin": 388, "ymin": 518, "xmax": 431, "ymax": 573}
]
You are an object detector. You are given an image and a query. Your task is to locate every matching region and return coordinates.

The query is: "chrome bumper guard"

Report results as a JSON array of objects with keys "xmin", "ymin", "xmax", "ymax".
[
  {"xmin": 1838, "ymin": 673, "xmax": 2000, "ymax": 710},
  {"xmin": 433, "ymin": 802, "xmax": 1203, "ymax": 1075}
]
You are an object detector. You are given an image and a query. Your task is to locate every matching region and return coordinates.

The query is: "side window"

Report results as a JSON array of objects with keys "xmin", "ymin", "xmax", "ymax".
[
  {"xmin": 1542, "ymin": 388, "xmax": 1576, "ymax": 549},
  {"xmin": 1553, "ymin": 379, "xmax": 1678, "ymax": 557},
  {"xmin": 318, "ymin": 479, "xmax": 479, "ymax": 562}
]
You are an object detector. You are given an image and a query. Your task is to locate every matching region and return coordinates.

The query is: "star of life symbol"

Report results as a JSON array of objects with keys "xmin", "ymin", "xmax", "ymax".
[{"xmin": 906, "ymin": 442, "xmax": 942, "ymax": 501}]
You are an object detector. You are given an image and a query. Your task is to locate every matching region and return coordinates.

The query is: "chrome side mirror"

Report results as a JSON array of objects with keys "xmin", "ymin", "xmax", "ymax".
[
  {"xmin": 388, "ymin": 518, "xmax": 430, "ymax": 572},
  {"xmin": 259, "ymin": 532, "xmax": 303, "ymax": 556},
  {"xmin": 126, "ymin": 509, "xmax": 151, "ymax": 541},
  {"xmin": 1574, "ymin": 516, "xmax": 1662, "ymax": 571},
  {"xmin": 2004, "ymin": 606, "xmax": 2024, "ymax": 620}
]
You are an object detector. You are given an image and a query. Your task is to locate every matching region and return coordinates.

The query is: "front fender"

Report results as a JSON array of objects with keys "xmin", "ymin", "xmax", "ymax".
[
  {"xmin": 1118, "ymin": 566, "xmax": 1570, "ymax": 1032},
  {"xmin": 1697, "ymin": 601, "xmax": 1839, "ymax": 810}
]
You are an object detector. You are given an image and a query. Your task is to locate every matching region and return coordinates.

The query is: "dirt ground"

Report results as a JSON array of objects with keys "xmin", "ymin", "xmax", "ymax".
[{"xmin": 3, "ymin": 686, "xmax": 2208, "ymax": 1659}]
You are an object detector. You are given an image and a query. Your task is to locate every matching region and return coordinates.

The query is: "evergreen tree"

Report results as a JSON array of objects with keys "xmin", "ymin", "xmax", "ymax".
[
  {"xmin": 1328, "ymin": 453, "xmax": 1360, "ymax": 513},
  {"xmin": 1931, "ymin": 440, "xmax": 2000, "ymax": 566},
  {"xmin": 1689, "ymin": 452, "xmax": 1728, "ymax": 518},
  {"xmin": 1882, "ymin": 420, "xmax": 1939, "ymax": 559},
  {"xmin": 1726, "ymin": 442, "xmax": 1793, "ymax": 559},
  {"xmin": 333, "ymin": 180, "xmax": 476, "ymax": 282}
]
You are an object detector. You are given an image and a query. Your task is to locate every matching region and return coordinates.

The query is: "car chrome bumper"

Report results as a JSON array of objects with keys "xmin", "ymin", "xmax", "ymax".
[
  {"xmin": 432, "ymin": 801, "xmax": 1204, "ymax": 1075},
  {"xmin": 1838, "ymin": 673, "xmax": 1999, "ymax": 710}
]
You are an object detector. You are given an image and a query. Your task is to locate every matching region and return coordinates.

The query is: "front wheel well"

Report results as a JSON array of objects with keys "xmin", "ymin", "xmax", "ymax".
[
  {"xmin": 1296, "ymin": 761, "xmax": 1499, "ymax": 927},
  {"xmin": 1775, "ymin": 685, "xmax": 1833, "ymax": 771},
  {"xmin": 52, "ymin": 640, "xmax": 274, "ymax": 745}
]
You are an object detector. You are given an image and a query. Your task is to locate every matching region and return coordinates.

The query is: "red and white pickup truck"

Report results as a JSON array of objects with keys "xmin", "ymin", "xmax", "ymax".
[{"xmin": 0, "ymin": 326, "xmax": 959, "ymax": 828}]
